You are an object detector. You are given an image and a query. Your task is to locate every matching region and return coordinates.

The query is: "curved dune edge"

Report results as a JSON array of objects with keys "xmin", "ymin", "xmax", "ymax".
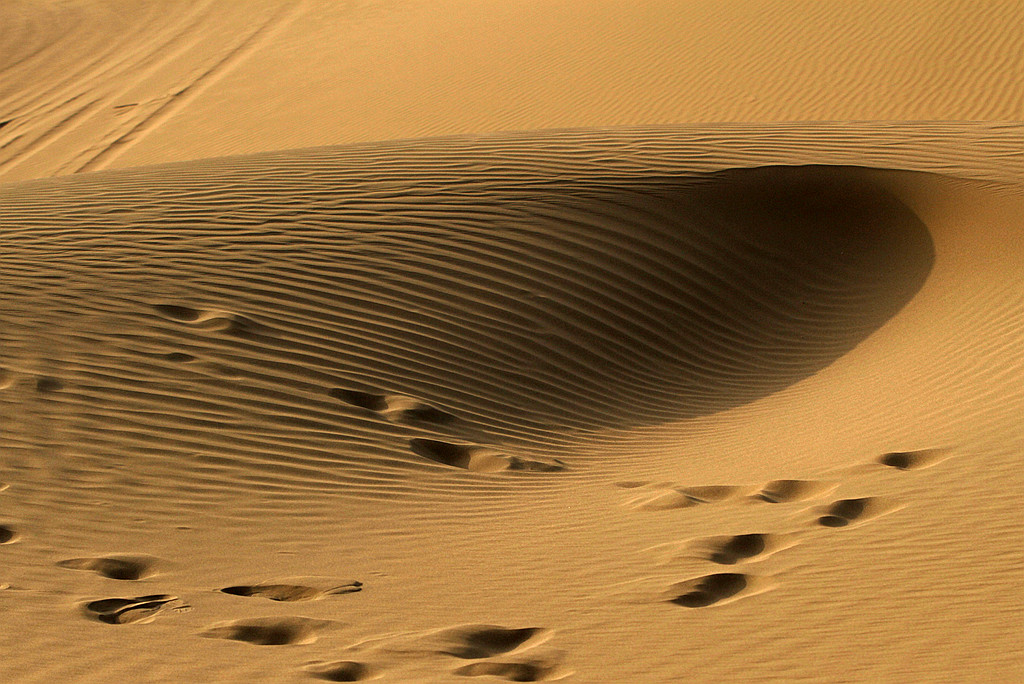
[
  {"xmin": 0, "ymin": 128, "xmax": 943, "ymax": 494},
  {"xmin": 0, "ymin": 125, "xmax": 1022, "ymax": 683}
]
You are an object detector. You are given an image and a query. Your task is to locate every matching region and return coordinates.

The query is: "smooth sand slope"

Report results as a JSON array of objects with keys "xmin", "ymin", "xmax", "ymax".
[
  {"xmin": 2, "ymin": 0, "xmax": 1024, "ymax": 181},
  {"xmin": 1, "ymin": 1, "xmax": 1023, "ymax": 682},
  {"xmin": 1, "ymin": 124, "xmax": 1022, "ymax": 682}
]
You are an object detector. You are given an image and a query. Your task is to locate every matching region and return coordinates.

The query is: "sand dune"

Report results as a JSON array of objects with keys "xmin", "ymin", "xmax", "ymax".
[
  {"xmin": 1, "ymin": 1, "xmax": 1023, "ymax": 682},
  {"xmin": 1, "ymin": 123, "xmax": 1022, "ymax": 681}
]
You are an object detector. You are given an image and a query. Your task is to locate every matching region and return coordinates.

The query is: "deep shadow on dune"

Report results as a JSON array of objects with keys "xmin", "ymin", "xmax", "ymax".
[
  {"xmin": 0, "ymin": 152, "xmax": 933, "ymax": 440},
  {"xmin": 513, "ymin": 164, "xmax": 935, "ymax": 426}
]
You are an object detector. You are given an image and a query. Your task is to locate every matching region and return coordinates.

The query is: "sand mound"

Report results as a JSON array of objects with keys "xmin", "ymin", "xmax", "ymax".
[
  {"xmin": 1, "ymin": 151, "xmax": 934, "ymax": 429},
  {"xmin": 0, "ymin": 127, "xmax": 971, "ymax": 501},
  {"xmin": 1, "ymin": 5, "xmax": 1022, "ymax": 667}
]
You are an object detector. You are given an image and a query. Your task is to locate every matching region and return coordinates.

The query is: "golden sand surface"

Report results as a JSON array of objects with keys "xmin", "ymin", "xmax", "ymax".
[{"xmin": 1, "ymin": 2, "xmax": 1022, "ymax": 682}]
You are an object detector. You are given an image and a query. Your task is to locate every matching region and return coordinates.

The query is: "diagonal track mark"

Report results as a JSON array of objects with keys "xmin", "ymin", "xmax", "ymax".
[{"xmin": 74, "ymin": 0, "xmax": 307, "ymax": 174}]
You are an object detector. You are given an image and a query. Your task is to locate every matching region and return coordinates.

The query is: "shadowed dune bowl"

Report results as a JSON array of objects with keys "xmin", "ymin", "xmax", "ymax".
[{"xmin": 0, "ymin": 157, "xmax": 933, "ymax": 456}]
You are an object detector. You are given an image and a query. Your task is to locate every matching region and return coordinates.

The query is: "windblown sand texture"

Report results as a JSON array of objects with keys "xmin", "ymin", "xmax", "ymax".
[{"xmin": 1, "ymin": 2, "xmax": 1023, "ymax": 683}]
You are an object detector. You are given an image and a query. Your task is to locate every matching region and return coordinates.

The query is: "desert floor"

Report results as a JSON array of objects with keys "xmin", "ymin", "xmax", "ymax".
[{"xmin": 0, "ymin": 2, "xmax": 1022, "ymax": 682}]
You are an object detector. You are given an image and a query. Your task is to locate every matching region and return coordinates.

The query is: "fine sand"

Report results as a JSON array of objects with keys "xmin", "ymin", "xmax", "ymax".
[{"xmin": 1, "ymin": 2, "xmax": 1022, "ymax": 683}]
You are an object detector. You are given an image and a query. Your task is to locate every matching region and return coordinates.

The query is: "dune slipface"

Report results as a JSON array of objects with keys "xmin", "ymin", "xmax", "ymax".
[{"xmin": 0, "ymin": 138, "xmax": 932, "ymax": 490}]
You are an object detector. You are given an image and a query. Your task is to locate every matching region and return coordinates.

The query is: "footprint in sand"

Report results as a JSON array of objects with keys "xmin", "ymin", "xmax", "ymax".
[
  {"xmin": 667, "ymin": 572, "xmax": 758, "ymax": 608},
  {"xmin": 753, "ymin": 479, "xmax": 836, "ymax": 504},
  {"xmin": 815, "ymin": 496, "xmax": 896, "ymax": 528},
  {"xmin": 430, "ymin": 626, "xmax": 549, "ymax": 660},
  {"xmin": 452, "ymin": 656, "xmax": 570, "ymax": 681},
  {"xmin": 329, "ymin": 387, "xmax": 460, "ymax": 428},
  {"xmin": 152, "ymin": 303, "xmax": 260, "ymax": 337},
  {"xmin": 57, "ymin": 554, "xmax": 161, "ymax": 580},
  {"xmin": 306, "ymin": 660, "xmax": 376, "ymax": 681},
  {"xmin": 397, "ymin": 404, "xmax": 459, "ymax": 426},
  {"xmin": 328, "ymin": 388, "xmax": 388, "ymax": 412},
  {"xmin": 876, "ymin": 449, "xmax": 945, "ymax": 471},
  {"xmin": 35, "ymin": 376, "xmax": 64, "ymax": 392},
  {"xmin": 409, "ymin": 439, "xmax": 565, "ymax": 473},
  {"xmin": 220, "ymin": 580, "xmax": 362, "ymax": 602},
  {"xmin": 201, "ymin": 616, "xmax": 334, "ymax": 645},
  {"xmin": 0, "ymin": 524, "xmax": 19, "ymax": 544},
  {"xmin": 697, "ymin": 533, "xmax": 790, "ymax": 565},
  {"xmin": 646, "ymin": 531, "xmax": 798, "ymax": 568},
  {"xmin": 309, "ymin": 623, "xmax": 567, "ymax": 680},
  {"xmin": 621, "ymin": 483, "xmax": 745, "ymax": 511},
  {"xmin": 82, "ymin": 594, "xmax": 189, "ymax": 624}
]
